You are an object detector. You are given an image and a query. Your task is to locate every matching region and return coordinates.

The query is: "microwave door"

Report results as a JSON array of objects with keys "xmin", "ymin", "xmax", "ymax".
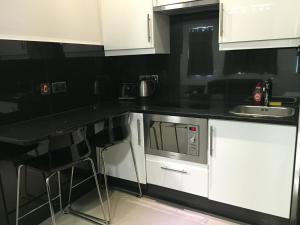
[
  {"xmin": 161, "ymin": 122, "xmax": 179, "ymax": 153},
  {"xmin": 150, "ymin": 121, "xmax": 162, "ymax": 150},
  {"xmin": 145, "ymin": 114, "xmax": 208, "ymax": 164},
  {"xmin": 176, "ymin": 124, "xmax": 188, "ymax": 154}
]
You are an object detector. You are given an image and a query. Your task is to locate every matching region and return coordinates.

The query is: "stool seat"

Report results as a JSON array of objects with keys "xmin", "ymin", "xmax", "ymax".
[
  {"xmin": 0, "ymin": 142, "xmax": 38, "ymax": 160},
  {"xmin": 94, "ymin": 122, "xmax": 130, "ymax": 148},
  {"xmin": 94, "ymin": 129, "xmax": 111, "ymax": 148},
  {"xmin": 21, "ymin": 149, "xmax": 76, "ymax": 173},
  {"xmin": 94, "ymin": 129, "xmax": 125, "ymax": 150},
  {"xmin": 0, "ymin": 142, "xmax": 38, "ymax": 152}
]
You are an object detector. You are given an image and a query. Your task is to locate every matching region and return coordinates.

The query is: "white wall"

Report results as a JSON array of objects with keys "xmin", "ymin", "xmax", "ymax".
[{"xmin": 0, "ymin": 0, "xmax": 103, "ymax": 45}]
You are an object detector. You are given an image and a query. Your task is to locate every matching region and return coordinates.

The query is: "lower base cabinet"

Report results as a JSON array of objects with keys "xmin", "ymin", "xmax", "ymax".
[
  {"xmin": 99, "ymin": 113, "xmax": 147, "ymax": 184},
  {"xmin": 208, "ymin": 119, "xmax": 296, "ymax": 218},
  {"xmin": 146, "ymin": 154, "xmax": 208, "ymax": 197}
]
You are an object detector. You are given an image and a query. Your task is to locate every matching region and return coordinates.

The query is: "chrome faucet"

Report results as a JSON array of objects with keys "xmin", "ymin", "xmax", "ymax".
[{"xmin": 263, "ymin": 79, "xmax": 273, "ymax": 106}]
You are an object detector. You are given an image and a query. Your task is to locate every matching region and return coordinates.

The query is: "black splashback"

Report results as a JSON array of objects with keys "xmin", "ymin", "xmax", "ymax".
[{"xmin": 0, "ymin": 40, "xmax": 105, "ymax": 126}]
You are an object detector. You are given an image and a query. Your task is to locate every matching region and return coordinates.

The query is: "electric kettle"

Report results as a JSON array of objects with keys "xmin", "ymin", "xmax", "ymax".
[{"xmin": 138, "ymin": 75, "xmax": 158, "ymax": 98}]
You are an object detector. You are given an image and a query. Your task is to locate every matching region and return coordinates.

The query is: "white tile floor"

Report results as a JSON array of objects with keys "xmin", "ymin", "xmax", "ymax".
[{"xmin": 40, "ymin": 190, "xmax": 245, "ymax": 225}]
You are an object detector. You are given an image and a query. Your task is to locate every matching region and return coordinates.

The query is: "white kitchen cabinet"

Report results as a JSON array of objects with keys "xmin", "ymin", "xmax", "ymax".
[
  {"xmin": 62, "ymin": 44, "xmax": 104, "ymax": 58},
  {"xmin": 100, "ymin": 113, "xmax": 146, "ymax": 184},
  {"xmin": 101, "ymin": 0, "xmax": 170, "ymax": 56},
  {"xmin": 146, "ymin": 154, "xmax": 208, "ymax": 197},
  {"xmin": 0, "ymin": 0, "xmax": 103, "ymax": 45},
  {"xmin": 153, "ymin": 0, "xmax": 197, "ymax": 6},
  {"xmin": 208, "ymin": 119, "xmax": 296, "ymax": 218},
  {"xmin": 219, "ymin": 0, "xmax": 300, "ymax": 50}
]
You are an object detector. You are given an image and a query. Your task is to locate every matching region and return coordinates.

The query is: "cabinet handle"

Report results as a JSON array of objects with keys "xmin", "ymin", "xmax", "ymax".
[
  {"xmin": 137, "ymin": 119, "xmax": 141, "ymax": 146},
  {"xmin": 161, "ymin": 166, "xmax": 187, "ymax": 174},
  {"xmin": 219, "ymin": 3, "xmax": 224, "ymax": 37},
  {"xmin": 147, "ymin": 14, "xmax": 152, "ymax": 42},
  {"xmin": 210, "ymin": 126, "xmax": 214, "ymax": 156}
]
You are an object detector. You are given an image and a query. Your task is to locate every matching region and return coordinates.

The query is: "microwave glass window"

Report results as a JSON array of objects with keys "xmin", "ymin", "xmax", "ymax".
[{"xmin": 149, "ymin": 121, "xmax": 200, "ymax": 156}]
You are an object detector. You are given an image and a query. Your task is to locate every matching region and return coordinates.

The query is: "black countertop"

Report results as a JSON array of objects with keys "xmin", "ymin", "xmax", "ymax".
[
  {"xmin": 121, "ymin": 99, "xmax": 299, "ymax": 126},
  {"xmin": 0, "ymin": 105, "xmax": 127, "ymax": 145},
  {"xmin": 0, "ymin": 99, "xmax": 298, "ymax": 146}
]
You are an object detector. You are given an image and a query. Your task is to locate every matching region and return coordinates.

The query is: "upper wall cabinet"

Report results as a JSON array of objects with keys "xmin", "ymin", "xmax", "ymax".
[
  {"xmin": 219, "ymin": 0, "xmax": 300, "ymax": 50},
  {"xmin": 101, "ymin": 0, "xmax": 170, "ymax": 56},
  {"xmin": 0, "ymin": 0, "xmax": 103, "ymax": 45}
]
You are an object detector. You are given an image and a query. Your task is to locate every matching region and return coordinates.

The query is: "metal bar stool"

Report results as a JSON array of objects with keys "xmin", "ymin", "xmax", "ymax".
[
  {"xmin": 15, "ymin": 126, "xmax": 108, "ymax": 225},
  {"xmin": 94, "ymin": 112, "xmax": 143, "ymax": 222},
  {"xmin": 0, "ymin": 172, "xmax": 10, "ymax": 225},
  {"xmin": 0, "ymin": 142, "xmax": 39, "ymax": 225}
]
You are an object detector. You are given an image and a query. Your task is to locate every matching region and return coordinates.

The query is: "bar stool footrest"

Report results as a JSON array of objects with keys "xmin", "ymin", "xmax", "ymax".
[
  {"xmin": 67, "ymin": 207, "xmax": 109, "ymax": 225},
  {"xmin": 17, "ymin": 194, "xmax": 62, "ymax": 221}
]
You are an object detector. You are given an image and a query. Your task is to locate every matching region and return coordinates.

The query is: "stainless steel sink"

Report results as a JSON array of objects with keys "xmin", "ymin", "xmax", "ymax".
[{"xmin": 229, "ymin": 105, "xmax": 295, "ymax": 118}]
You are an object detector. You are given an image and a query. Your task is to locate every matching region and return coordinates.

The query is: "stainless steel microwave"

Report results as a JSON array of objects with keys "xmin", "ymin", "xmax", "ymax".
[{"xmin": 144, "ymin": 114, "xmax": 208, "ymax": 164}]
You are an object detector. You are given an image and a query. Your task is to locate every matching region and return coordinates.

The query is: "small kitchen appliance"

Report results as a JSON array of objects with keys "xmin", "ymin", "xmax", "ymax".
[
  {"xmin": 144, "ymin": 114, "xmax": 208, "ymax": 164},
  {"xmin": 118, "ymin": 83, "xmax": 137, "ymax": 100},
  {"xmin": 138, "ymin": 75, "xmax": 158, "ymax": 98}
]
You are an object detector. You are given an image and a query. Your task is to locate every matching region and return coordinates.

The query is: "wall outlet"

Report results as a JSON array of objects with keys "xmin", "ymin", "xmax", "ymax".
[
  {"xmin": 40, "ymin": 83, "xmax": 51, "ymax": 95},
  {"xmin": 139, "ymin": 75, "xmax": 159, "ymax": 83},
  {"xmin": 52, "ymin": 81, "xmax": 67, "ymax": 94}
]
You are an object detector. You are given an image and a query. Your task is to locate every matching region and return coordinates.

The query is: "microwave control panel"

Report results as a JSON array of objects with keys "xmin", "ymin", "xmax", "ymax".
[{"xmin": 187, "ymin": 125, "xmax": 199, "ymax": 156}]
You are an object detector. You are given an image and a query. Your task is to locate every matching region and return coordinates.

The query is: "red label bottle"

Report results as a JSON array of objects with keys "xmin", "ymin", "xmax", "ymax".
[{"xmin": 253, "ymin": 82, "xmax": 264, "ymax": 105}]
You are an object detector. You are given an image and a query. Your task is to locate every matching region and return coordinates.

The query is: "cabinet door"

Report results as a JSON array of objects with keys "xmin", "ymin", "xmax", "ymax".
[
  {"xmin": 220, "ymin": 0, "xmax": 300, "ymax": 44},
  {"xmin": 208, "ymin": 119, "xmax": 296, "ymax": 218},
  {"xmin": 101, "ymin": 0, "xmax": 153, "ymax": 51},
  {"xmin": 62, "ymin": 44, "xmax": 104, "ymax": 58},
  {"xmin": 0, "ymin": 0, "xmax": 102, "ymax": 45},
  {"xmin": 101, "ymin": 113, "xmax": 146, "ymax": 184}
]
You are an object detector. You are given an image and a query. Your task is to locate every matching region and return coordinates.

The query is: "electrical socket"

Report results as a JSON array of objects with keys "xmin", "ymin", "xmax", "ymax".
[
  {"xmin": 139, "ymin": 75, "xmax": 159, "ymax": 83},
  {"xmin": 52, "ymin": 81, "xmax": 67, "ymax": 94}
]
